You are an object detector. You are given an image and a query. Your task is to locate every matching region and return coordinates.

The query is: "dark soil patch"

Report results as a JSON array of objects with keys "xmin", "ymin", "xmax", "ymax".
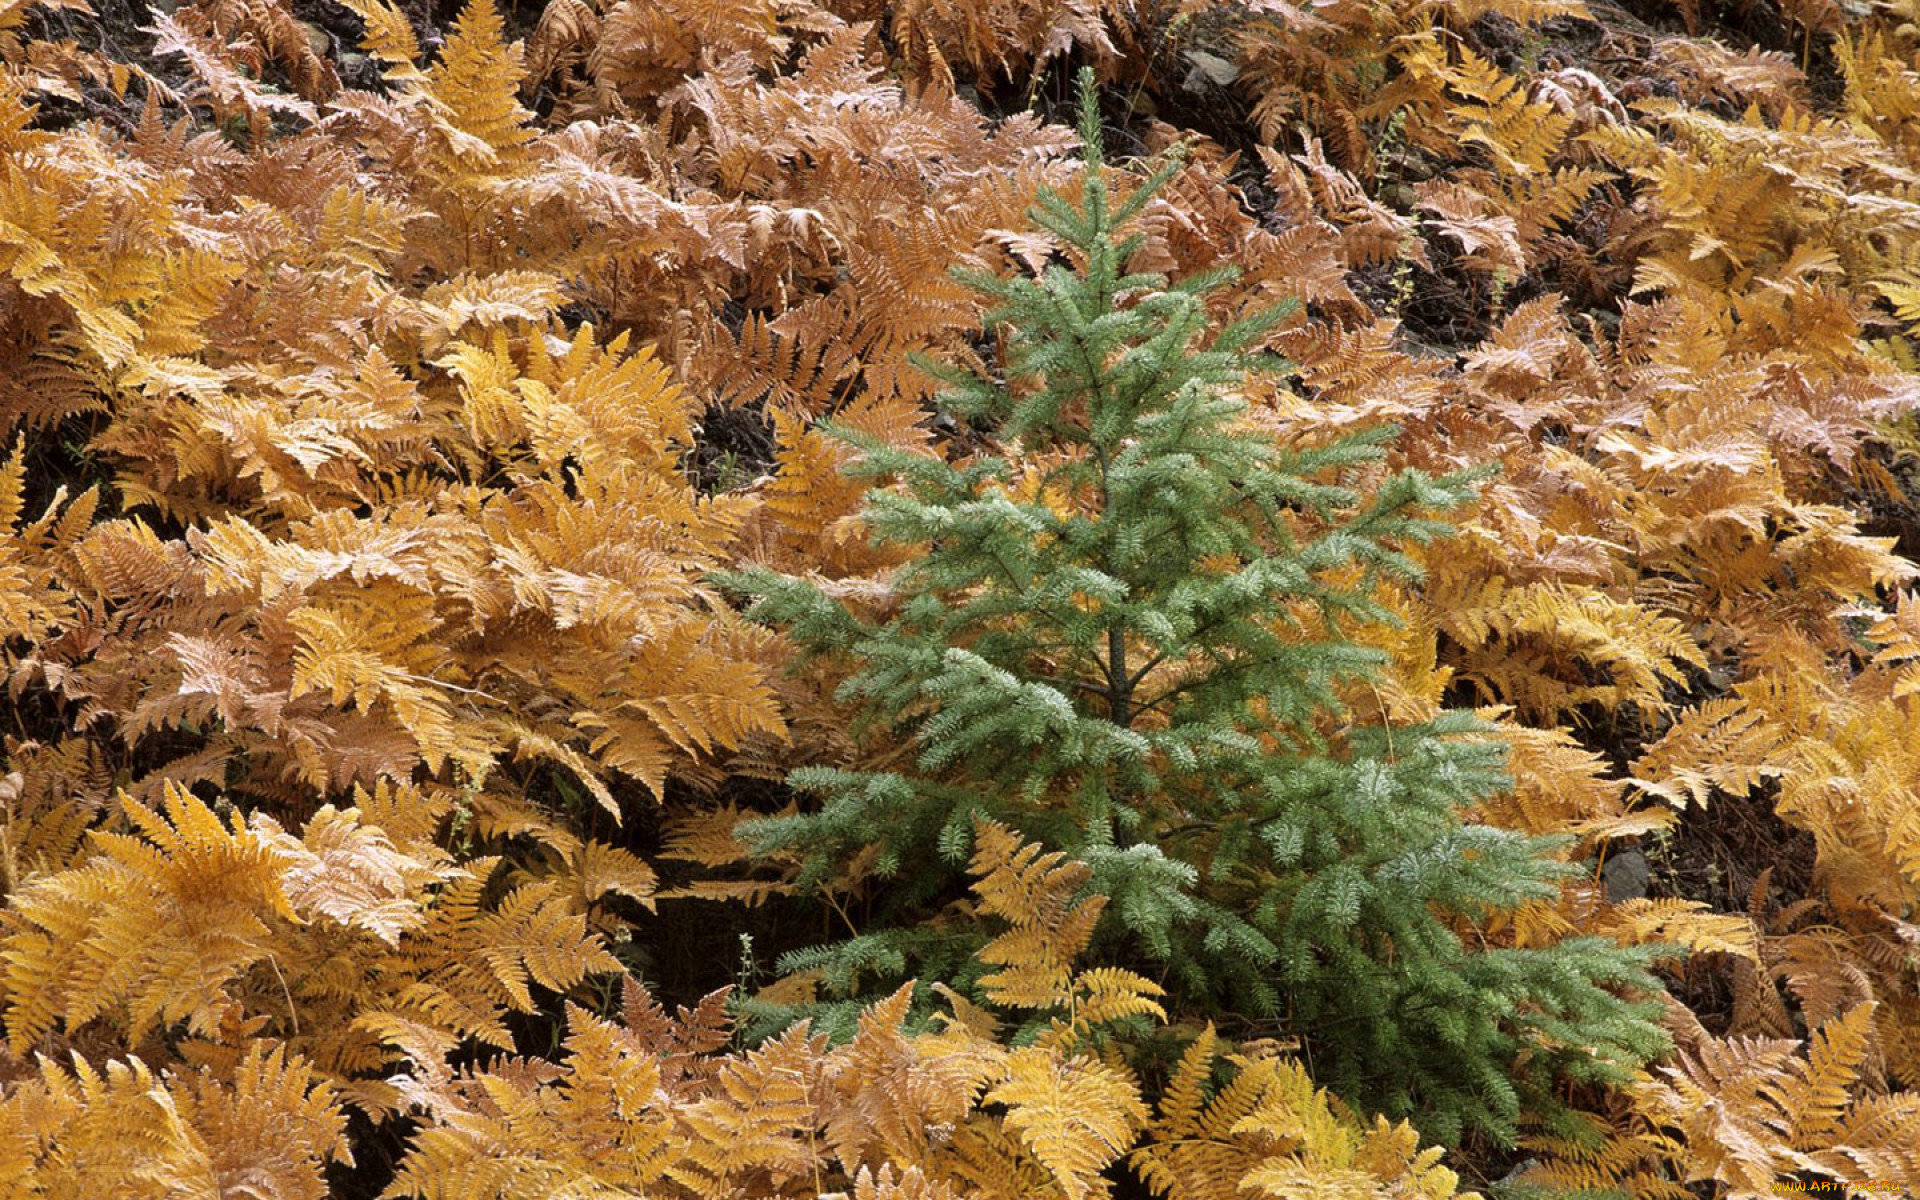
[
  {"xmin": 690, "ymin": 399, "xmax": 777, "ymax": 496},
  {"xmin": 1645, "ymin": 782, "xmax": 1822, "ymax": 1033},
  {"xmin": 1841, "ymin": 441, "xmax": 1920, "ymax": 567}
]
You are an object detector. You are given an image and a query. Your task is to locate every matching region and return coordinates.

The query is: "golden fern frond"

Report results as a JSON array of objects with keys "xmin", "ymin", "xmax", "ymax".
[
  {"xmin": 1068, "ymin": 967, "xmax": 1167, "ymax": 1030},
  {"xmin": 1444, "ymin": 0, "xmax": 1588, "ymax": 21},
  {"xmin": 334, "ymin": 0, "xmax": 423, "ymax": 79},
  {"xmin": 0, "ymin": 442, "xmax": 76, "ymax": 641},
  {"xmin": 314, "ymin": 185, "xmax": 419, "ymax": 277},
  {"xmin": 885, "ymin": 0, "xmax": 1114, "ymax": 90},
  {"xmin": 1630, "ymin": 694, "xmax": 1787, "ymax": 808},
  {"xmin": 1805, "ymin": 1091, "xmax": 1920, "ymax": 1185},
  {"xmin": 986, "ymin": 1046, "xmax": 1146, "ymax": 1200},
  {"xmin": 0, "ymin": 1044, "xmax": 348, "ymax": 1199},
  {"xmin": 943, "ymin": 1114, "xmax": 1064, "ymax": 1200},
  {"xmin": 1272, "ymin": 141, "xmax": 1423, "ymax": 271},
  {"xmin": 1220, "ymin": 1053, "xmax": 1477, "ymax": 1200},
  {"xmin": 1518, "ymin": 1103, "xmax": 1691, "ymax": 1200},
  {"xmin": 473, "ymin": 880, "xmax": 624, "ymax": 1011},
  {"xmin": 1156, "ymin": 1023, "xmax": 1218, "ymax": 1142},
  {"xmin": 334, "ymin": 852, "xmax": 626, "ymax": 1068},
  {"xmin": 828, "ymin": 1165, "xmax": 964, "ymax": 1200},
  {"xmin": 1130, "ymin": 1025, "xmax": 1265, "ymax": 1200},
  {"xmin": 1866, "ymin": 588, "xmax": 1920, "ymax": 696},
  {"xmin": 1773, "ymin": 1002, "xmax": 1877, "ymax": 1146},
  {"xmin": 522, "ymin": 0, "xmax": 597, "ymax": 94},
  {"xmin": 1660, "ymin": 39, "xmax": 1807, "ymax": 118},
  {"xmin": 285, "ymin": 599, "xmax": 494, "ymax": 779},
  {"xmin": 657, "ymin": 801, "xmax": 758, "ymax": 869},
  {"xmin": 418, "ymin": 275, "xmax": 567, "ymax": 354},
  {"xmin": 696, "ymin": 303, "xmax": 865, "ymax": 416},
  {"xmin": 1482, "ymin": 722, "xmax": 1673, "ymax": 851},
  {"xmin": 822, "ymin": 982, "xmax": 1002, "ymax": 1170},
  {"xmin": 385, "ymin": 999, "xmax": 676, "ymax": 1200},
  {"xmin": 513, "ymin": 324, "xmax": 698, "ymax": 477},
  {"xmin": 1434, "ymin": 577, "xmax": 1705, "ymax": 719},
  {"xmin": 969, "ymin": 817, "xmax": 1096, "ymax": 934},
  {"xmin": 669, "ymin": 1021, "xmax": 827, "ymax": 1191},
  {"xmin": 564, "ymin": 838, "xmax": 658, "ymax": 915},
  {"xmin": 1595, "ymin": 898, "xmax": 1760, "ymax": 962},
  {"xmin": 1, "ymin": 783, "xmax": 293, "ymax": 1049},
  {"xmin": 1633, "ymin": 1001, "xmax": 1920, "ymax": 1197},
  {"xmin": 587, "ymin": 0, "xmax": 800, "ymax": 107},
  {"xmin": 344, "ymin": 778, "xmax": 456, "ymax": 849},
  {"xmin": 1444, "ymin": 44, "xmax": 1575, "ymax": 175},
  {"xmin": 733, "ymin": 407, "xmax": 879, "ymax": 574},
  {"xmin": 970, "ymin": 817, "xmax": 1104, "ymax": 1012},
  {"xmin": 421, "ymin": 0, "xmax": 537, "ymax": 178},
  {"xmin": 0, "ymin": 741, "xmax": 114, "ymax": 888}
]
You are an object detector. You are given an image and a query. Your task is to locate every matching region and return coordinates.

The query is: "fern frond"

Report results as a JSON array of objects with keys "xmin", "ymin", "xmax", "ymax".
[
  {"xmin": 1596, "ymin": 898, "xmax": 1760, "ymax": 962},
  {"xmin": 987, "ymin": 1047, "xmax": 1145, "ymax": 1200},
  {"xmin": 1, "ymin": 783, "xmax": 293, "ymax": 1048}
]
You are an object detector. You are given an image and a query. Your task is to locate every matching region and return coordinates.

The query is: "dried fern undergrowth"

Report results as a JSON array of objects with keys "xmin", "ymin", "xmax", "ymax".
[{"xmin": 3, "ymin": 0, "xmax": 1920, "ymax": 1195}]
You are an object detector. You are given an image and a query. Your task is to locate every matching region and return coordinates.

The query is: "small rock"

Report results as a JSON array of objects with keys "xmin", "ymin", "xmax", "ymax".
[
  {"xmin": 339, "ymin": 51, "xmax": 372, "ymax": 78},
  {"xmin": 300, "ymin": 20, "xmax": 331, "ymax": 57},
  {"xmin": 1182, "ymin": 49, "xmax": 1238, "ymax": 90},
  {"xmin": 1602, "ymin": 848, "xmax": 1650, "ymax": 903}
]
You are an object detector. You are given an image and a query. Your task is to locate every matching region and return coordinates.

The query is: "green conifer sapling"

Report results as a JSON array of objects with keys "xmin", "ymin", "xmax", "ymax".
[{"xmin": 719, "ymin": 71, "xmax": 1669, "ymax": 1145}]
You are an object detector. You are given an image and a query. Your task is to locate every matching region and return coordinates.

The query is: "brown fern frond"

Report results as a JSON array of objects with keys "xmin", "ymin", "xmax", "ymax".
[{"xmin": 0, "ymin": 1045, "xmax": 348, "ymax": 1198}]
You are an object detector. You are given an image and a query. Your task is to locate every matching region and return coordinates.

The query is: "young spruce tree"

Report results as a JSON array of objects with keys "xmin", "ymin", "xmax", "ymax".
[{"xmin": 721, "ymin": 74, "xmax": 1668, "ymax": 1144}]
